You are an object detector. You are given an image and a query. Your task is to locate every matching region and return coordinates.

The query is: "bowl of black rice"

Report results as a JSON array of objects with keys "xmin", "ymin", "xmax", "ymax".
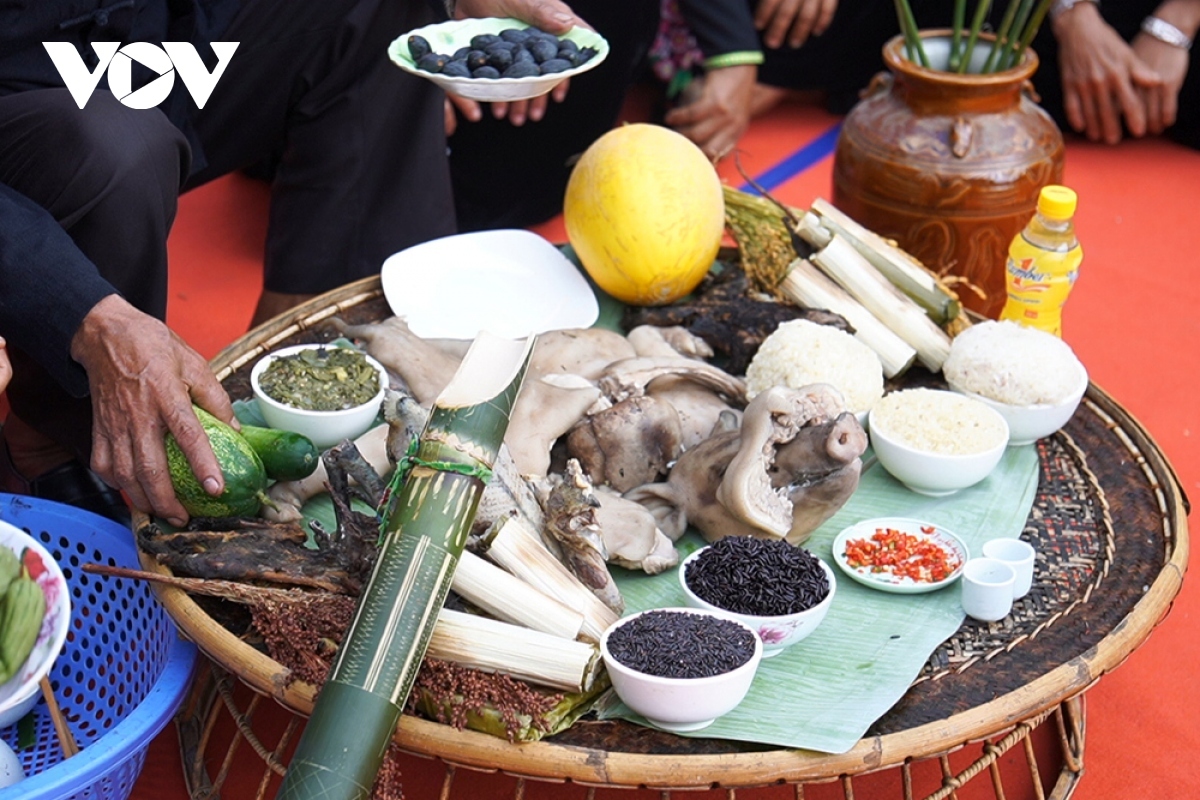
[
  {"xmin": 599, "ymin": 607, "xmax": 763, "ymax": 732},
  {"xmin": 680, "ymin": 536, "xmax": 836, "ymax": 658}
]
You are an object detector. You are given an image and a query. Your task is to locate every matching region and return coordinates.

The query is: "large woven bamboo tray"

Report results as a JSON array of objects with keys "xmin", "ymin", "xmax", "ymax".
[{"xmin": 137, "ymin": 276, "xmax": 1189, "ymax": 798}]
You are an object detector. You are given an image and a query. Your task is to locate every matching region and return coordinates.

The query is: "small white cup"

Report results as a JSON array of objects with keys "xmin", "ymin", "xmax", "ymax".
[
  {"xmin": 981, "ymin": 538, "xmax": 1036, "ymax": 599},
  {"xmin": 961, "ymin": 558, "xmax": 1016, "ymax": 622}
]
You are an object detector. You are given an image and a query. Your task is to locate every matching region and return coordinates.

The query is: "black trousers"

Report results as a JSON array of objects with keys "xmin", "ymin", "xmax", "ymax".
[
  {"xmin": 0, "ymin": 0, "xmax": 453, "ymax": 462},
  {"xmin": 448, "ymin": 0, "xmax": 662, "ymax": 231}
]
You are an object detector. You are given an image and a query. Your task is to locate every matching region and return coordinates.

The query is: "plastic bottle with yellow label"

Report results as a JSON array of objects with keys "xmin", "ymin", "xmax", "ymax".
[{"xmin": 999, "ymin": 185, "xmax": 1082, "ymax": 337}]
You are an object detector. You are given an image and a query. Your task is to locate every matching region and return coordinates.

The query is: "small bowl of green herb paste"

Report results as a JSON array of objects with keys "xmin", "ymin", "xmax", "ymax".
[{"xmin": 251, "ymin": 344, "xmax": 387, "ymax": 449}]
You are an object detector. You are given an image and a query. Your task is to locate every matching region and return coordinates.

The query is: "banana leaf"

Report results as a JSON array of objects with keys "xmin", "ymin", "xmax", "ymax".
[{"xmin": 600, "ymin": 443, "xmax": 1040, "ymax": 753}]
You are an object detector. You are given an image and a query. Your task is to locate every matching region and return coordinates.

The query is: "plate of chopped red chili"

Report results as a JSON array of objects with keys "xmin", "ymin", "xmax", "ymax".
[{"xmin": 832, "ymin": 517, "xmax": 969, "ymax": 594}]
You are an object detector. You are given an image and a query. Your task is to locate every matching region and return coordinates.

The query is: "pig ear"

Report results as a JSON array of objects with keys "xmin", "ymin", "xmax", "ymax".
[{"xmin": 623, "ymin": 483, "xmax": 689, "ymax": 541}]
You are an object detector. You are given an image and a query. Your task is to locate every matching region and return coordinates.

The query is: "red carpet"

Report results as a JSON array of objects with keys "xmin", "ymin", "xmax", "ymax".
[{"xmin": 109, "ymin": 98, "xmax": 1200, "ymax": 799}]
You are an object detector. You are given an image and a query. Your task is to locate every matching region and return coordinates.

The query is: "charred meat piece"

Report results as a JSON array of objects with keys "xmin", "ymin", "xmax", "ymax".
[{"xmin": 621, "ymin": 264, "xmax": 852, "ymax": 375}]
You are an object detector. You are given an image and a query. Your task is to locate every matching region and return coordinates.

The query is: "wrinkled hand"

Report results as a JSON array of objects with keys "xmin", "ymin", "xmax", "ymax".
[
  {"xmin": 755, "ymin": 0, "xmax": 837, "ymax": 50},
  {"xmin": 665, "ymin": 64, "xmax": 757, "ymax": 160},
  {"xmin": 1131, "ymin": 34, "xmax": 1190, "ymax": 134},
  {"xmin": 1053, "ymin": 4, "xmax": 1163, "ymax": 143},
  {"xmin": 444, "ymin": 79, "xmax": 571, "ymax": 135},
  {"xmin": 69, "ymin": 295, "xmax": 236, "ymax": 527}
]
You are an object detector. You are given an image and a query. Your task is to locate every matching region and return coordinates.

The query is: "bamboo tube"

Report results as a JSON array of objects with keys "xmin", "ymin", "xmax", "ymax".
[
  {"xmin": 277, "ymin": 332, "xmax": 536, "ymax": 800},
  {"xmin": 452, "ymin": 550, "xmax": 585, "ymax": 641},
  {"xmin": 482, "ymin": 515, "xmax": 619, "ymax": 644},
  {"xmin": 811, "ymin": 235, "xmax": 953, "ymax": 372},
  {"xmin": 431, "ymin": 609, "xmax": 601, "ymax": 693},
  {"xmin": 779, "ymin": 260, "xmax": 917, "ymax": 378}
]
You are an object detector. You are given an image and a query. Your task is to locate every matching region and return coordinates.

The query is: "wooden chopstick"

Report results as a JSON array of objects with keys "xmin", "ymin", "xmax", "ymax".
[{"xmin": 39, "ymin": 677, "xmax": 79, "ymax": 758}]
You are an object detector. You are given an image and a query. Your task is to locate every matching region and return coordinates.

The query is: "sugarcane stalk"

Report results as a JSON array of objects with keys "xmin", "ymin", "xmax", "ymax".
[
  {"xmin": 780, "ymin": 260, "xmax": 917, "ymax": 378},
  {"xmin": 812, "ymin": 236, "xmax": 953, "ymax": 372},
  {"xmin": 431, "ymin": 608, "xmax": 601, "ymax": 692},
  {"xmin": 277, "ymin": 332, "xmax": 535, "ymax": 800},
  {"xmin": 808, "ymin": 199, "xmax": 962, "ymax": 325},
  {"xmin": 480, "ymin": 514, "xmax": 619, "ymax": 643}
]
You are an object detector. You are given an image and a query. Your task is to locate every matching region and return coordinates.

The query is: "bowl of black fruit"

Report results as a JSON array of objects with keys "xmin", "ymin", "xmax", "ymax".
[
  {"xmin": 388, "ymin": 18, "xmax": 609, "ymax": 102},
  {"xmin": 600, "ymin": 607, "xmax": 762, "ymax": 732},
  {"xmin": 680, "ymin": 536, "xmax": 836, "ymax": 658}
]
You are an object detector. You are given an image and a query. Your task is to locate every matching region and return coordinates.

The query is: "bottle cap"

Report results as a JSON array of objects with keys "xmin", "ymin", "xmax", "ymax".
[{"xmin": 1037, "ymin": 185, "xmax": 1077, "ymax": 220}]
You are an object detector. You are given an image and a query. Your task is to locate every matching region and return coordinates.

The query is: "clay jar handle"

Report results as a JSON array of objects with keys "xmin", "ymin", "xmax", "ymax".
[{"xmin": 950, "ymin": 117, "xmax": 972, "ymax": 158}]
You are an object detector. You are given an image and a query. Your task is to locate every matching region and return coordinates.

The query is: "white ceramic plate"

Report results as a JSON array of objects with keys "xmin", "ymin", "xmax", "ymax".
[
  {"xmin": 380, "ymin": 229, "xmax": 599, "ymax": 340},
  {"xmin": 0, "ymin": 519, "xmax": 72, "ymax": 727},
  {"xmin": 388, "ymin": 18, "xmax": 609, "ymax": 102},
  {"xmin": 832, "ymin": 516, "xmax": 968, "ymax": 595}
]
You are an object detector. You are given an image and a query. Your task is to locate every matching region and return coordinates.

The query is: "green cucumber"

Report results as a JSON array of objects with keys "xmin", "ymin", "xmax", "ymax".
[
  {"xmin": 167, "ymin": 407, "xmax": 268, "ymax": 518},
  {"xmin": 240, "ymin": 425, "xmax": 320, "ymax": 481}
]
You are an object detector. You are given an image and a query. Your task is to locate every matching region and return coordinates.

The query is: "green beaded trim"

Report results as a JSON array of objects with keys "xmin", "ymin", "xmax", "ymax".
[{"xmin": 703, "ymin": 51, "xmax": 764, "ymax": 69}]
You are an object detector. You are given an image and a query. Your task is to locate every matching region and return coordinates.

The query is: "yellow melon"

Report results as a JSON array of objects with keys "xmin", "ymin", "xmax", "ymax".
[{"xmin": 563, "ymin": 123, "xmax": 724, "ymax": 306}]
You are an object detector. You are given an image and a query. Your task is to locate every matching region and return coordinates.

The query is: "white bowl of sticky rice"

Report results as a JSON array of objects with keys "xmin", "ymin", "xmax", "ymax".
[
  {"xmin": 943, "ymin": 321, "xmax": 1088, "ymax": 446},
  {"xmin": 868, "ymin": 388, "xmax": 1009, "ymax": 497},
  {"xmin": 745, "ymin": 319, "xmax": 884, "ymax": 421}
]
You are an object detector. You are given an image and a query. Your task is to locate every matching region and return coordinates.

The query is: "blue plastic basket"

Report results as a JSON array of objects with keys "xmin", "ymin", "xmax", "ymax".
[{"xmin": 0, "ymin": 494, "xmax": 197, "ymax": 799}]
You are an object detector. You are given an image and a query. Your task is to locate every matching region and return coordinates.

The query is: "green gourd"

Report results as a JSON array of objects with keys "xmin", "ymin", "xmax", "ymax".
[{"xmin": 167, "ymin": 407, "xmax": 268, "ymax": 518}]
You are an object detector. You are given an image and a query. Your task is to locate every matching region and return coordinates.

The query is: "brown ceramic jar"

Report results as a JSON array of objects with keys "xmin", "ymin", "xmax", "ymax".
[{"xmin": 832, "ymin": 31, "xmax": 1065, "ymax": 319}]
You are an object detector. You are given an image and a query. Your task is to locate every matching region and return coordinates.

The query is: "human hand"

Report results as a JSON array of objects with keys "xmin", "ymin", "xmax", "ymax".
[
  {"xmin": 69, "ymin": 295, "xmax": 236, "ymax": 527},
  {"xmin": 1131, "ymin": 34, "xmax": 1191, "ymax": 134},
  {"xmin": 1052, "ymin": 3, "xmax": 1163, "ymax": 143},
  {"xmin": 454, "ymin": 0, "xmax": 585, "ymax": 34},
  {"xmin": 754, "ymin": 0, "xmax": 838, "ymax": 50},
  {"xmin": 444, "ymin": 78, "xmax": 571, "ymax": 135},
  {"xmin": 0, "ymin": 337, "xmax": 11, "ymax": 395},
  {"xmin": 665, "ymin": 64, "xmax": 758, "ymax": 160}
]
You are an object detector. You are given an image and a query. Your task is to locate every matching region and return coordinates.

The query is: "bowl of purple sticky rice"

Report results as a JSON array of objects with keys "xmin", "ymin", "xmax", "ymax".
[
  {"xmin": 680, "ymin": 536, "xmax": 836, "ymax": 658},
  {"xmin": 599, "ymin": 607, "xmax": 762, "ymax": 732}
]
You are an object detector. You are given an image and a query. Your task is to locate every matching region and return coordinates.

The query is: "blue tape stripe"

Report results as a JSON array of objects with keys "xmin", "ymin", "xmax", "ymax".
[{"xmin": 739, "ymin": 122, "xmax": 842, "ymax": 193}]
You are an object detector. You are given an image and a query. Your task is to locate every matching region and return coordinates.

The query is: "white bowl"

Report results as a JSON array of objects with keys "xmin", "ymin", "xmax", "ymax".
[
  {"xmin": 0, "ymin": 520, "xmax": 72, "ymax": 729},
  {"xmin": 600, "ymin": 607, "xmax": 762, "ymax": 732},
  {"xmin": 948, "ymin": 367, "xmax": 1087, "ymax": 446},
  {"xmin": 251, "ymin": 345, "xmax": 387, "ymax": 451},
  {"xmin": 388, "ymin": 18, "xmax": 609, "ymax": 102},
  {"xmin": 679, "ymin": 547, "xmax": 836, "ymax": 658},
  {"xmin": 868, "ymin": 390, "xmax": 1009, "ymax": 497}
]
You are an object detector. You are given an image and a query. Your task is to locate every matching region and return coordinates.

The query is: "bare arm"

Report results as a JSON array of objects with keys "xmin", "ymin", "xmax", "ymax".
[
  {"xmin": 1051, "ymin": 1, "xmax": 1163, "ymax": 143},
  {"xmin": 69, "ymin": 295, "xmax": 235, "ymax": 527},
  {"xmin": 1132, "ymin": 0, "xmax": 1199, "ymax": 133}
]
